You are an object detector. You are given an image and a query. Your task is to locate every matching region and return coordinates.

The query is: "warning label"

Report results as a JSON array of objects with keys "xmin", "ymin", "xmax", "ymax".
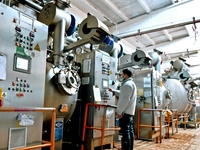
[{"xmin": 34, "ymin": 43, "xmax": 40, "ymax": 51}]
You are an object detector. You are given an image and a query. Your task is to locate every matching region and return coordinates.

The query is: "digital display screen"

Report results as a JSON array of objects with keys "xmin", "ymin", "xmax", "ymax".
[
  {"xmin": 102, "ymin": 79, "xmax": 108, "ymax": 88},
  {"xmin": 13, "ymin": 53, "xmax": 31, "ymax": 74},
  {"xmin": 16, "ymin": 57, "xmax": 29, "ymax": 70}
]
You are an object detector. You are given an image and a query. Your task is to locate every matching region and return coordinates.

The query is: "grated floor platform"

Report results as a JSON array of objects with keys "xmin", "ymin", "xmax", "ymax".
[{"xmin": 112, "ymin": 126, "xmax": 200, "ymax": 150}]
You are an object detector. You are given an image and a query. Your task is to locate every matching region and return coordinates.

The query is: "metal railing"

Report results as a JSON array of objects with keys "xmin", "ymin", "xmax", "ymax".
[
  {"xmin": 81, "ymin": 103, "xmax": 120, "ymax": 150},
  {"xmin": 0, "ymin": 107, "xmax": 56, "ymax": 150},
  {"xmin": 137, "ymin": 108, "xmax": 170, "ymax": 143}
]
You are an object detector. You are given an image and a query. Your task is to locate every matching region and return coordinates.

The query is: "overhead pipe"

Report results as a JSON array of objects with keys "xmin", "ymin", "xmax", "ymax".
[
  {"xmin": 119, "ymin": 17, "xmax": 200, "ymax": 38},
  {"xmin": 17, "ymin": 0, "xmax": 43, "ymax": 12}
]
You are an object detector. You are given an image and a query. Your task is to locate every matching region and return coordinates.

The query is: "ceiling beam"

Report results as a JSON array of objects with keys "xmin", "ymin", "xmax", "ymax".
[
  {"xmin": 127, "ymin": 37, "xmax": 146, "ymax": 48},
  {"xmin": 142, "ymin": 34, "xmax": 156, "ymax": 45},
  {"xmin": 185, "ymin": 25, "xmax": 196, "ymax": 37},
  {"xmin": 118, "ymin": 39, "xmax": 137, "ymax": 54},
  {"xmin": 109, "ymin": 0, "xmax": 200, "ymax": 38},
  {"xmin": 162, "ymin": 30, "xmax": 173, "ymax": 41},
  {"xmin": 100, "ymin": 0, "xmax": 129, "ymax": 21},
  {"xmin": 137, "ymin": 0, "xmax": 151, "ymax": 13},
  {"xmin": 74, "ymin": 0, "xmax": 112, "ymax": 22},
  {"xmin": 143, "ymin": 34, "xmax": 200, "ymax": 54},
  {"xmin": 162, "ymin": 52, "xmax": 200, "ymax": 66}
]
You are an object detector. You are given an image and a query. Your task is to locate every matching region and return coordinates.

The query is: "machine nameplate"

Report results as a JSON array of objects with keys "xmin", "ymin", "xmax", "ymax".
[
  {"xmin": 102, "ymin": 53, "xmax": 110, "ymax": 64},
  {"xmin": 83, "ymin": 59, "xmax": 91, "ymax": 73},
  {"xmin": 82, "ymin": 77, "xmax": 90, "ymax": 85}
]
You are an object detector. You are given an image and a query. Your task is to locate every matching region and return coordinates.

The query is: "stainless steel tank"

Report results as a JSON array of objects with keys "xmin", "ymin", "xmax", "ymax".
[
  {"xmin": 43, "ymin": 62, "xmax": 79, "ymax": 122},
  {"xmin": 162, "ymin": 79, "xmax": 192, "ymax": 113}
]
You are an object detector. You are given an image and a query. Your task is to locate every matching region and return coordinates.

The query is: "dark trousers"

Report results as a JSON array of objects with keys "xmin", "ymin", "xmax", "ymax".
[{"xmin": 120, "ymin": 113, "xmax": 134, "ymax": 150}]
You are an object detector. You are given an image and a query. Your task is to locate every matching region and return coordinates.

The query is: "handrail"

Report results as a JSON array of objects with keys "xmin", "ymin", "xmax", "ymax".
[
  {"xmin": 165, "ymin": 109, "xmax": 178, "ymax": 134},
  {"xmin": 81, "ymin": 103, "xmax": 120, "ymax": 150},
  {"xmin": 0, "ymin": 106, "xmax": 56, "ymax": 150}
]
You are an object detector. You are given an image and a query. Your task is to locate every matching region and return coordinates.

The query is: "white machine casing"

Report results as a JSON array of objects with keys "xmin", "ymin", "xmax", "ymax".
[{"xmin": 0, "ymin": 3, "xmax": 48, "ymax": 149}]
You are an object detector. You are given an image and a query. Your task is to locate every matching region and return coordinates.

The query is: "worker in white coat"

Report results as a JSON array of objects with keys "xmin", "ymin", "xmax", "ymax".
[{"xmin": 109, "ymin": 68, "xmax": 137, "ymax": 150}]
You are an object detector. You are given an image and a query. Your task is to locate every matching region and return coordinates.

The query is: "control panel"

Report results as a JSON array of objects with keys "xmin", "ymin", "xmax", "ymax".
[
  {"xmin": 76, "ymin": 50, "xmax": 117, "ymax": 138},
  {"xmin": 14, "ymin": 25, "xmax": 35, "ymax": 57},
  {"xmin": 0, "ymin": 3, "xmax": 48, "ymax": 148}
]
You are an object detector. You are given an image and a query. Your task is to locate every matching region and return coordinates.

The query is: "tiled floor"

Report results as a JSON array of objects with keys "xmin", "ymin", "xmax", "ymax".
[{"xmin": 113, "ymin": 126, "xmax": 200, "ymax": 150}]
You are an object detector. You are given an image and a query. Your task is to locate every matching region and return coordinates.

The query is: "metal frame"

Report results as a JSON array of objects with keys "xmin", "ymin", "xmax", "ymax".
[
  {"xmin": 81, "ymin": 103, "xmax": 120, "ymax": 150},
  {"xmin": 0, "ymin": 107, "xmax": 56, "ymax": 150},
  {"xmin": 137, "ymin": 108, "xmax": 170, "ymax": 143},
  {"xmin": 8, "ymin": 127, "xmax": 27, "ymax": 149}
]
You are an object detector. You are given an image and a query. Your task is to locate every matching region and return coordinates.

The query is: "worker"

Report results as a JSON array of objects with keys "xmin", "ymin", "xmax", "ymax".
[{"xmin": 108, "ymin": 68, "xmax": 137, "ymax": 150}]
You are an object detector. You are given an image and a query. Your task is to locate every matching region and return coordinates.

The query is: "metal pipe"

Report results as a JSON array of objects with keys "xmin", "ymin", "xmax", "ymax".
[
  {"xmin": 16, "ymin": 142, "xmax": 51, "ymax": 150},
  {"xmin": 66, "ymin": 36, "xmax": 77, "ymax": 43},
  {"xmin": 118, "ymin": 61, "xmax": 134, "ymax": 70},
  {"xmin": 53, "ymin": 19, "xmax": 66, "ymax": 67},
  {"xmin": 119, "ymin": 18, "xmax": 200, "ymax": 38},
  {"xmin": 0, "ymin": 107, "xmax": 55, "ymax": 112},
  {"xmin": 81, "ymin": 103, "xmax": 89, "ymax": 150},
  {"xmin": 38, "ymin": 3, "xmax": 76, "ymax": 35},
  {"xmin": 148, "ymin": 51, "xmax": 162, "ymax": 73},
  {"xmin": 110, "ymin": 42, "xmax": 122, "ymax": 73},
  {"xmin": 17, "ymin": 0, "xmax": 42, "ymax": 12}
]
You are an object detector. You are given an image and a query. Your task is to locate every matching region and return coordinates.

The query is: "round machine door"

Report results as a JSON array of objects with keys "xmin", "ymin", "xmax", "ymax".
[{"xmin": 57, "ymin": 69, "xmax": 81, "ymax": 95}]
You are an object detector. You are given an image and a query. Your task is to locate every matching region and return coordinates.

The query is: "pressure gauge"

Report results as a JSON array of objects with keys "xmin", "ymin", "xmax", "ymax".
[{"xmin": 75, "ymin": 47, "xmax": 82, "ymax": 54}]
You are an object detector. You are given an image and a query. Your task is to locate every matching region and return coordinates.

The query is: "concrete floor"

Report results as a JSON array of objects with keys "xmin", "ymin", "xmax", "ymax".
[{"xmin": 113, "ymin": 126, "xmax": 200, "ymax": 150}]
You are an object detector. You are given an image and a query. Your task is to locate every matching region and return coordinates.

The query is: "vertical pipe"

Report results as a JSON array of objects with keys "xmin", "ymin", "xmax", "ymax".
[
  {"xmin": 53, "ymin": 19, "xmax": 66, "ymax": 67},
  {"xmin": 148, "ymin": 52, "xmax": 161, "ymax": 73},
  {"xmin": 112, "ymin": 46, "xmax": 119, "ymax": 75}
]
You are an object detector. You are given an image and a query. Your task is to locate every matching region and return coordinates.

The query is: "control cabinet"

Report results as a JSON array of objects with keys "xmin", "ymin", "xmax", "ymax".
[
  {"xmin": 0, "ymin": 3, "xmax": 48, "ymax": 149},
  {"xmin": 76, "ymin": 50, "xmax": 117, "ymax": 138}
]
